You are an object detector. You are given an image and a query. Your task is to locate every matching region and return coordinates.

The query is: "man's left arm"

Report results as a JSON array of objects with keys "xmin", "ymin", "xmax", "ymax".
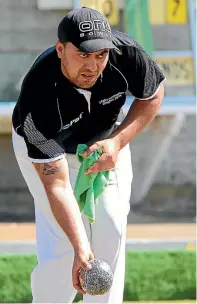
[
  {"xmin": 110, "ymin": 84, "xmax": 164, "ymax": 148},
  {"xmin": 83, "ymin": 85, "xmax": 164, "ymax": 174}
]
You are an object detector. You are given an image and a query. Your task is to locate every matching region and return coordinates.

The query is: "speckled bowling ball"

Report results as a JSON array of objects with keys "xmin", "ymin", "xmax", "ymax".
[{"xmin": 79, "ymin": 259, "xmax": 113, "ymax": 296}]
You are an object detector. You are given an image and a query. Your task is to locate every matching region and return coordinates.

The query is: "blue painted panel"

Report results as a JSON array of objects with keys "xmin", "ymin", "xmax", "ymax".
[
  {"xmin": 124, "ymin": 95, "xmax": 196, "ymax": 114},
  {"xmin": 188, "ymin": 0, "xmax": 196, "ymax": 68}
]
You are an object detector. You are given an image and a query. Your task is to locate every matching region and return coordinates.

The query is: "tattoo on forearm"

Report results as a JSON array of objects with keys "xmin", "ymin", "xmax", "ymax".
[{"xmin": 42, "ymin": 163, "xmax": 62, "ymax": 175}]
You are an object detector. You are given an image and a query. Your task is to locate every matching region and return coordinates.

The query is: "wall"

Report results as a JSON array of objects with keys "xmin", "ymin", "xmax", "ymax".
[{"xmin": 0, "ymin": 0, "xmax": 68, "ymax": 101}]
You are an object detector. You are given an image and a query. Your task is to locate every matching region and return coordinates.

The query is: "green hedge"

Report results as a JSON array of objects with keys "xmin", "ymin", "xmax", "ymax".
[{"xmin": 0, "ymin": 251, "xmax": 196, "ymax": 303}]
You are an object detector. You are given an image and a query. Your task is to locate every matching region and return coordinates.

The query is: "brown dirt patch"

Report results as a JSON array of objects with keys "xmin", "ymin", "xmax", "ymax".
[{"xmin": 0, "ymin": 223, "xmax": 195, "ymax": 241}]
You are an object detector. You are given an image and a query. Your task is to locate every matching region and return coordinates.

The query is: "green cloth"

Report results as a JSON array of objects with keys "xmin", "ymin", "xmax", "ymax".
[
  {"xmin": 74, "ymin": 144, "xmax": 110, "ymax": 224},
  {"xmin": 124, "ymin": 0, "xmax": 153, "ymax": 58}
]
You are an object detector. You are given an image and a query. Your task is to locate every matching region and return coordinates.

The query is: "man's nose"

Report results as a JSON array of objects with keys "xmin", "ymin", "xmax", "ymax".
[{"xmin": 85, "ymin": 58, "xmax": 97, "ymax": 72}]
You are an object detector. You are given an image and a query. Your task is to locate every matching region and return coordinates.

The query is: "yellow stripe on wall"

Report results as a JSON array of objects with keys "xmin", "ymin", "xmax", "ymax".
[
  {"xmin": 80, "ymin": 0, "xmax": 119, "ymax": 25},
  {"xmin": 154, "ymin": 56, "xmax": 194, "ymax": 86},
  {"xmin": 167, "ymin": 0, "xmax": 188, "ymax": 24},
  {"xmin": 148, "ymin": 0, "xmax": 166, "ymax": 24}
]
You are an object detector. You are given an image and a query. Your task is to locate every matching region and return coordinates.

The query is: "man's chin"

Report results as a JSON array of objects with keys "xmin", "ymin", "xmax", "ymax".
[
  {"xmin": 79, "ymin": 83, "xmax": 95, "ymax": 89},
  {"xmin": 75, "ymin": 76, "xmax": 100, "ymax": 89},
  {"xmin": 77, "ymin": 81, "xmax": 97, "ymax": 89}
]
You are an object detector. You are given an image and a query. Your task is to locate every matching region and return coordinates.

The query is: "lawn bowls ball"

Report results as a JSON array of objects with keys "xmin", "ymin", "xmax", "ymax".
[{"xmin": 79, "ymin": 259, "xmax": 113, "ymax": 296}]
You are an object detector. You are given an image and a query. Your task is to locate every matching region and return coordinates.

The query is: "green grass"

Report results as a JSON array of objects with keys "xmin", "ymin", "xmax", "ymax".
[
  {"xmin": 0, "ymin": 251, "xmax": 196, "ymax": 303},
  {"xmin": 124, "ymin": 251, "xmax": 196, "ymax": 301},
  {"xmin": 0, "ymin": 254, "xmax": 36, "ymax": 303},
  {"xmin": 124, "ymin": 302, "xmax": 196, "ymax": 304}
]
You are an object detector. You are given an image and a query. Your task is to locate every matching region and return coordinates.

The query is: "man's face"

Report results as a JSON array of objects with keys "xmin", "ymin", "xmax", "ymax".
[{"xmin": 56, "ymin": 42, "xmax": 109, "ymax": 89}]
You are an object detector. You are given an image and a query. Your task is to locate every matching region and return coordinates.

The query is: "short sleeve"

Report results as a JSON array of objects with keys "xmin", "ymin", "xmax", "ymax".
[
  {"xmin": 18, "ymin": 75, "xmax": 65, "ymax": 163},
  {"xmin": 130, "ymin": 46, "xmax": 165, "ymax": 99},
  {"xmin": 23, "ymin": 112, "xmax": 65, "ymax": 162},
  {"xmin": 115, "ymin": 40, "xmax": 165, "ymax": 100}
]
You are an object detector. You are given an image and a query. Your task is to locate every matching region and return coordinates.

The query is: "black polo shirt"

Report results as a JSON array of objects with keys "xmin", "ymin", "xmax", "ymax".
[{"xmin": 12, "ymin": 30, "xmax": 165, "ymax": 162}]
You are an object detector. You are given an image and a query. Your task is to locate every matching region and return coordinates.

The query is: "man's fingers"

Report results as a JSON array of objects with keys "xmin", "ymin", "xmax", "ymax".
[
  {"xmin": 81, "ymin": 260, "xmax": 92, "ymax": 270},
  {"xmin": 73, "ymin": 273, "xmax": 86, "ymax": 294},
  {"xmin": 89, "ymin": 252, "xmax": 94, "ymax": 261},
  {"xmin": 72, "ymin": 267, "xmax": 86, "ymax": 294},
  {"xmin": 75, "ymin": 253, "xmax": 92, "ymax": 270},
  {"xmin": 72, "ymin": 261, "xmax": 92, "ymax": 293},
  {"xmin": 82, "ymin": 144, "xmax": 99, "ymax": 157},
  {"xmin": 85, "ymin": 153, "xmax": 111, "ymax": 174},
  {"xmin": 72, "ymin": 252, "xmax": 94, "ymax": 294},
  {"xmin": 73, "ymin": 283, "xmax": 86, "ymax": 295}
]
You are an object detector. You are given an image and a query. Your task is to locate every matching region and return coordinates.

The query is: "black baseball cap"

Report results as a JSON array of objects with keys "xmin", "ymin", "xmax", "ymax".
[{"xmin": 58, "ymin": 7, "xmax": 121, "ymax": 54}]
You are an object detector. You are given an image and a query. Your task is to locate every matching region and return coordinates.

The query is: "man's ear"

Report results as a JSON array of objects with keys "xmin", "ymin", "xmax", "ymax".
[{"xmin": 56, "ymin": 41, "xmax": 64, "ymax": 58}]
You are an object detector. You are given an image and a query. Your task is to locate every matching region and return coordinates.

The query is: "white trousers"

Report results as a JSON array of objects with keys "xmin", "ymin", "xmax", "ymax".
[{"xmin": 12, "ymin": 128, "xmax": 133, "ymax": 304}]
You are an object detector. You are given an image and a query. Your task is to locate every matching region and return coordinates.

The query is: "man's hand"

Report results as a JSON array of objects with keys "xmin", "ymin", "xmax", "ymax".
[
  {"xmin": 82, "ymin": 137, "xmax": 121, "ymax": 174},
  {"xmin": 72, "ymin": 250, "xmax": 94, "ymax": 294}
]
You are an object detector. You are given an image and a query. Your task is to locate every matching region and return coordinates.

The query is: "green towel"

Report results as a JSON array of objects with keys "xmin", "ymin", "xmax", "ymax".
[{"xmin": 74, "ymin": 144, "xmax": 110, "ymax": 224}]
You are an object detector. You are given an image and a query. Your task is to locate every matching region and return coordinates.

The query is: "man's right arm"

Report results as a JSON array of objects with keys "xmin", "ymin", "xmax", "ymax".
[
  {"xmin": 33, "ymin": 157, "xmax": 90, "ymax": 255},
  {"xmin": 33, "ymin": 157, "xmax": 94, "ymax": 294}
]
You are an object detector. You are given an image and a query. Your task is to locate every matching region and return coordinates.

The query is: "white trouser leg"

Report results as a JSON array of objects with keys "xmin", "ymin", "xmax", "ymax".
[
  {"xmin": 83, "ymin": 144, "xmax": 132, "ymax": 304},
  {"xmin": 12, "ymin": 128, "xmax": 132, "ymax": 304}
]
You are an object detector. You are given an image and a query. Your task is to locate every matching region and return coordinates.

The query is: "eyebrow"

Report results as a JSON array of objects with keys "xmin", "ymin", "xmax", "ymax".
[
  {"xmin": 77, "ymin": 49, "xmax": 109, "ymax": 55},
  {"xmin": 99, "ymin": 50, "xmax": 109, "ymax": 54}
]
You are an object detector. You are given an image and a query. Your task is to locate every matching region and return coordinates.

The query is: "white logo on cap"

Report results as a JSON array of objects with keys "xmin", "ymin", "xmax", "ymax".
[{"xmin": 79, "ymin": 20, "xmax": 111, "ymax": 37}]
